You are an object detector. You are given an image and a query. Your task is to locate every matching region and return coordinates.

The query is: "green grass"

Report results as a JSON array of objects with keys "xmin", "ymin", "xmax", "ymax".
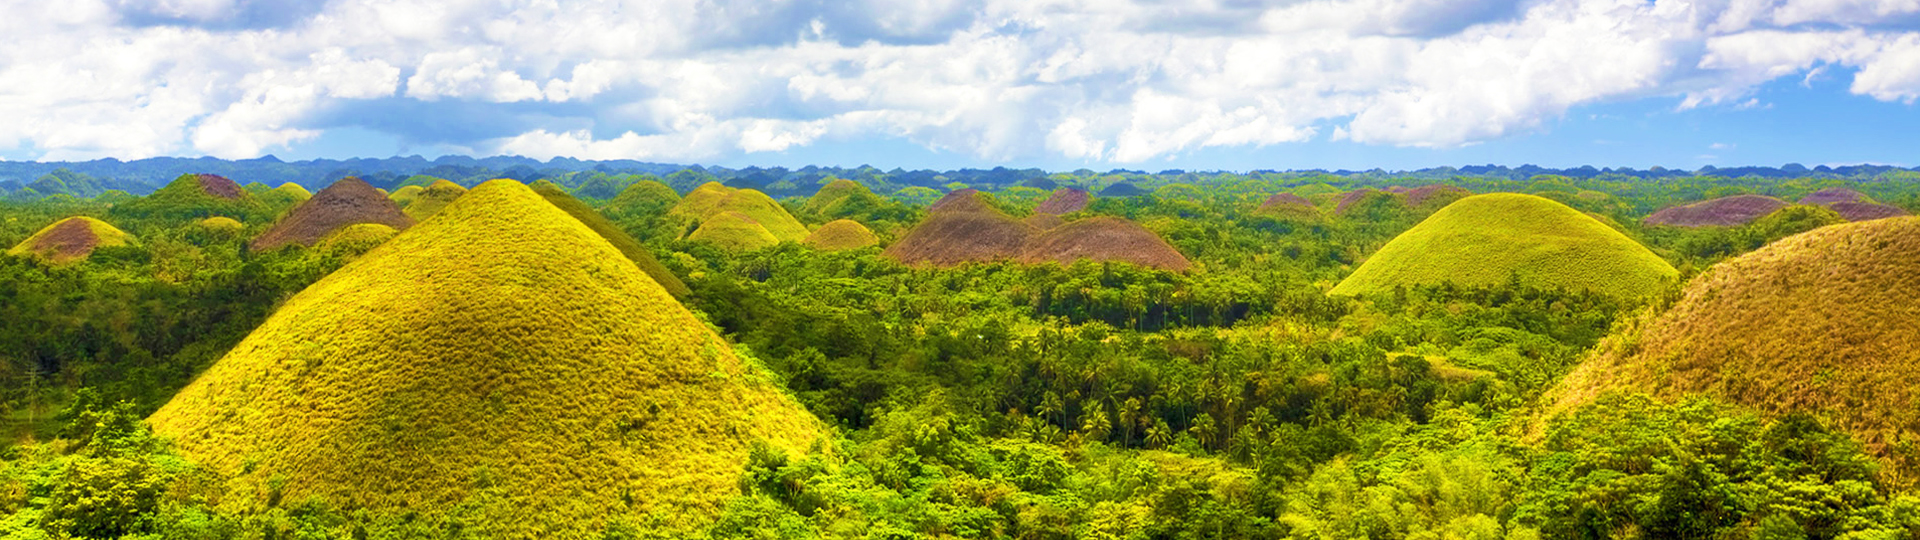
[
  {"xmin": 274, "ymin": 183, "xmax": 312, "ymax": 200},
  {"xmin": 669, "ymin": 182, "xmax": 809, "ymax": 244},
  {"xmin": 148, "ymin": 179, "xmax": 823, "ymax": 537},
  {"xmin": 1332, "ymin": 193, "xmax": 1676, "ymax": 300},
  {"xmin": 113, "ymin": 173, "xmax": 268, "ymax": 221},
  {"xmin": 1555, "ymin": 216, "xmax": 1920, "ymax": 479},
  {"xmin": 403, "ymin": 179, "xmax": 468, "ymax": 221},
  {"xmin": 803, "ymin": 219, "xmax": 879, "ymax": 251},
  {"xmin": 313, "ymin": 222, "xmax": 397, "ymax": 257},
  {"xmin": 606, "ymin": 179, "xmax": 680, "ymax": 217},
  {"xmin": 532, "ymin": 183, "xmax": 692, "ymax": 298},
  {"xmin": 802, "ymin": 179, "xmax": 878, "ymax": 217},
  {"xmin": 689, "ymin": 211, "xmax": 781, "ymax": 251},
  {"xmin": 195, "ymin": 216, "xmax": 244, "ymax": 232},
  {"xmin": 7, "ymin": 216, "xmax": 135, "ymax": 264},
  {"xmin": 388, "ymin": 184, "xmax": 425, "ymax": 207}
]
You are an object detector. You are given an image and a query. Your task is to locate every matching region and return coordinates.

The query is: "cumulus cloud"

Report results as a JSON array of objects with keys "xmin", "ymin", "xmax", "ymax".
[{"xmin": 4, "ymin": 0, "xmax": 1919, "ymax": 161}]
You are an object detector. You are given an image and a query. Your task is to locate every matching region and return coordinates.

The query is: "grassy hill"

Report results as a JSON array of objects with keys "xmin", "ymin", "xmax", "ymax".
[
  {"xmin": 7, "ymin": 216, "xmax": 134, "ymax": 264},
  {"xmin": 1018, "ymin": 216, "xmax": 1191, "ymax": 272},
  {"xmin": 1644, "ymin": 195, "xmax": 1788, "ymax": 227},
  {"xmin": 689, "ymin": 211, "xmax": 781, "ymax": 251},
  {"xmin": 403, "ymin": 179, "xmax": 468, "ymax": 221},
  {"xmin": 388, "ymin": 184, "xmax": 425, "ymax": 207},
  {"xmin": 532, "ymin": 182, "xmax": 691, "ymax": 298},
  {"xmin": 668, "ymin": 182, "xmax": 807, "ymax": 246},
  {"xmin": 148, "ymin": 180, "xmax": 823, "ymax": 536},
  {"xmin": 1034, "ymin": 188, "xmax": 1090, "ymax": 215},
  {"xmin": 250, "ymin": 177, "xmax": 414, "ymax": 251},
  {"xmin": 883, "ymin": 211, "xmax": 1037, "ymax": 266},
  {"xmin": 1332, "ymin": 193, "xmax": 1677, "ymax": 299},
  {"xmin": 803, "ymin": 219, "xmax": 879, "ymax": 251},
  {"xmin": 114, "ymin": 173, "xmax": 268, "ymax": 220},
  {"xmin": 1554, "ymin": 216, "xmax": 1920, "ymax": 476}
]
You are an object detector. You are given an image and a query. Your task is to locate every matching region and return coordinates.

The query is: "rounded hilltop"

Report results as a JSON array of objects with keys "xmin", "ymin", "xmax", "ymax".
[
  {"xmin": 1019, "ymin": 216, "xmax": 1191, "ymax": 272},
  {"xmin": 1034, "ymin": 188, "xmax": 1090, "ymax": 214},
  {"xmin": 1643, "ymin": 194, "xmax": 1787, "ymax": 227},
  {"xmin": 671, "ymin": 182, "xmax": 808, "ymax": 248},
  {"xmin": 402, "ymin": 179, "xmax": 468, "ymax": 221},
  {"xmin": 885, "ymin": 189, "xmax": 1036, "ymax": 266},
  {"xmin": 114, "ymin": 173, "xmax": 268, "ymax": 220},
  {"xmin": 250, "ymin": 177, "xmax": 414, "ymax": 251},
  {"xmin": 1332, "ymin": 193, "xmax": 1676, "ymax": 299},
  {"xmin": 1554, "ymin": 216, "xmax": 1920, "ymax": 474},
  {"xmin": 805, "ymin": 219, "xmax": 879, "ymax": 251},
  {"xmin": 531, "ymin": 182, "xmax": 690, "ymax": 298},
  {"xmin": 8, "ymin": 216, "xmax": 135, "ymax": 265},
  {"xmin": 148, "ymin": 179, "xmax": 823, "ymax": 537}
]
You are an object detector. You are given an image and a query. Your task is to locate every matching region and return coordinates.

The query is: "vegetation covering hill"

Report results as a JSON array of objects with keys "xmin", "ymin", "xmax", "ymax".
[
  {"xmin": 1034, "ymin": 188, "xmax": 1091, "ymax": 214},
  {"xmin": 1401, "ymin": 184, "xmax": 1471, "ymax": 207},
  {"xmin": 883, "ymin": 210, "xmax": 1037, "ymax": 266},
  {"xmin": 532, "ymin": 183, "xmax": 691, "ymax": 298},
  {"xmin": 928, "ymin": 188, "xmax": 998, "ymax": 214},
  {"xmin": 388, "ymin": 184, "xmax": 424, "ymax": 206},
  {"xmin": 1832, "ymin": 201, "xmax": 1910, "ymax": 221},
  {"xmin": 1798, "ymin": 187, "xmax": 1869, "ymax": 205},
  {"xmin": 403, "ymin": 179, "xmax": 467, "ymax": 221},
  {"xmin": 7, "ymin": 216, "xmax": 134, "ymax": 264},
  {"xmin": 803, "ymin": 179, "xmax": 874, "ymax": 214},
  {"xmin": 147, "ymin": 180, "xmax": 822, "ymax": 536},
  {"xmin": 274, "ymin": 182, "xmax": 312, "ymax": 200},
  {"xmin": 1334, "ymin": 188, "xmax": 1399, "ymax": 216},
  {"xmin": 312, "ymin": 222, "xmax": 397, "ymax": 258},
  {"xmin": 670, "ymin": 182, "xmax": 808, "ymax": 244},
  {"xmin": 1644, "ymin": 194, "xmax": 1789, "ymax": 227},
  {"xmin": 1018, "ymin": 217, "xmax": 1192, "ymax": 272},
  {"xmin": 1333, "ymin": 193, "xmax": 1677, "ymax": 299},
  {"xmin": 113, "ymin": 173, "xmax": 268, "ymax": 220},
  {"xmin": 1255, "ymin": 193, "xmax": 1323, "ymax": 221},
  {"xmin": 195, "ymin": 216, "xmax": 243, "ymax": 233},
  {"xmin": 249, "ymin": 177, "xmax": 414, "ymax": 251},
  {"xmin": 1098, "ymin": 182, "xmax": 1147, "ymax": 197},
  {"xmin": 606, "ymin": 179, "xmax": 681, "ymax": 217},
  {"xmin": 1555, "ymin": 217, "xmax": 1920, "ymax": 475},
  {"xmin": 690, "ymin": 211, "xmax": 781, "ymax": 251},
  {"xmin": 803, "ymin": 219, "xmax": 879, "ymax": 251}
]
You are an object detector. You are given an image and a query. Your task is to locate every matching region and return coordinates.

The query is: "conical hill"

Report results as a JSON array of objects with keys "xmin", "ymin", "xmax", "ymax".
[
  {"xmin": 689, "ymin": 211, "xmax": 780, "ymax": 251},
  {"xmin": 1643, "ymin": 195, "xmax": 1787, "ymax": 227},
  {"xmin": 1034, "ymin": 188, "xmax": 1090, "ymax": 215},
  {"xmin": 532, "ymin": 182, "xmax": 691, "ymax": 298},
  {"xmin": 929, "ymin": 189, "xmax": 999, "ymax": 214},
  {"xmin": 1332, "ymin": 193, "xmax": 1676, "ymax": 299},
  {"xmin": 804, "ymin": 219, "xmax": 879, "ymax": 251},
  {"xmin": 1554, "ymin": 217, "xmax": 1920, "ymax": 470},
  {"xmin": 403, "ymin": 179, "xmax": 468, "ymax": 221},
  {"xmin": 249, "ymin": 177, "xmax": 414, "ymax": 251},
  {"xmin": 883, "ymin": 211, "xmax": 1037, "ymax": 267},
  {"xmin": 1019, "ymin": 217, "xmax": 1191, "ymax": 272},
  {"xmin": 670, "ymin": 183, "xmax": 808, "ymax": 244},
  {"xmin": 803, "ymin": 179, "xmax": 874, "ymax": 215},
  {"xmin": 114, "ymin": 173, "xmax": 267, "ymax": 219},
  {"xmin": 8, "ymin": 216, "xmax": 135, "ymax": 264},
  {"xmin": 148, "ymin": 180, "xmax": 823, "ymax": 536}
]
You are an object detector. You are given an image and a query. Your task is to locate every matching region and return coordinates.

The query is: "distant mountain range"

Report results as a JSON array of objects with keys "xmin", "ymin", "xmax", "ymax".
[{"xmin": 3, "ymin": 155, "xmax": 1914, "ymax": 199}]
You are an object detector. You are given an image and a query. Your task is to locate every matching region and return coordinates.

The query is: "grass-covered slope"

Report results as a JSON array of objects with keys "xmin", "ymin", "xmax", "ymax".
[
  {"xmin": 689, "ymin": 211, "xmax": 781, "ymax": 251},
  {"xmin": 606, "ymin": 179, "xmax": 681, "ymax": 217},
  {"xmin": 7, "ymin": 216, "xmax": 134, "ymax": 264},
  {"xmin": 670, "ymin": 182, "xmax": 808, "ymax": 243},
  {"xmin": 249, "ymin": 177, "xmax": 414, "ymax": 251},
  {"xmin": 804, "ymin": 219, "xmax": 879, "ymax": 251},
  {"xmin": 1831, "ymin": 201, "xmax": 1910, "ymax": 222},
  {"xmin": 148, "ymin": 180, "xmax": 823, "ymax": 536},
  {"xmin": 1034, "ymin": 188, "xmax": 1090, "ymax": 215},
  {"xmin": 1554, "ymin": 217, "xmax": 1920, "ymax": 471},
  {"xmin": 403, "ymin": 179, "xmax": 468, "ymax": 221},
  {"xmin": 1644, "ymin": 195, "xmax": 1788, "ymax": 227},
  {"xmin": 1019, "ymin": 216, "xmax": 1192, "ymax": 272},
  {"xmin": 532, "ymin": 182, "xmax": 691, "ymax": 298},
  {"xmin": 114, "ymin": 173, "xmax": 268, "ymax": 220},
  {"xmin": 388, "ymin": 185, "xmax": 425, "ymax": 206},
  {"xmin": 802, "ymin": 179, "xmax": 873, "ymax": 215},
  {"xmin": 1332, "ymin": 193, "xmax": 1676, "ymax": 299},
  {"xmin": 883, "ymin": 211, "xmax": 1037, "ymax": 266},
  {"xmin": 312, "ymin": 222, "xmax": 398, "ymax": 258}
]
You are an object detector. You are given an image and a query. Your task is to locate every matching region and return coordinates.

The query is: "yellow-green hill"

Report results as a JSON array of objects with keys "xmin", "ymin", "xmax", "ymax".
[
  {"xmin": 803, "ymin": 179, "xmax": 882, "ymax": 218},
  {"xmin": 7, "ymin": 216, "xmax": 135, "ymax": 265},
  {"xmin": 1554, "ymin": 217, "xmax": 1920, "ymax": 474},
  {"xmin": 689, "ymin": 211, "xmax": 781, "ymax": 251},
  {"xmin": 532, "ymin": 182, "xmax": 691, "ymax": 298},
  {"xmin": 606, "ymin": 179, "xmax": 681, "ymax": 218},
  {"xmin": 275, "ymin": 182, "xmax": 312, "ymax": 200},
  {"xmin": 195, "ymin": 216, "xmax": 244, "ymax": 232},
  {"xmin": 148, "ymin": 180, "xmax": 822, "ymax": 536},
  {"xmin": 669, "ymin": 183, "xmax": 807, "ymax": 243},
  {"xmin": 804, "ymin": 219, "xmax": 879, "ymax": 251},
  {"xmin": 1332, "ymin": 193, "xmax": 1676, "ymax": 299},
  {"xmin": 312, "ymin": 222, "xmax": 397, "ymax": 258},
  {"xmin": 389, "ymin": 185, "xmax": 425, "ymax": 206},
  {"xmin": 404, "ymin": 179, "xmax": 468, "ymax": 221},
  {"xmin": 114, "ymin": 173, "xmax": 268, "ymax": 220}
]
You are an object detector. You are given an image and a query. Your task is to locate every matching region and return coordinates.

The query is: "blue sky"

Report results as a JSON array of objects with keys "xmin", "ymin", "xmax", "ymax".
[{"xmin": 5, "ymin": 0, "xmax": 1919, "ymax": 170}]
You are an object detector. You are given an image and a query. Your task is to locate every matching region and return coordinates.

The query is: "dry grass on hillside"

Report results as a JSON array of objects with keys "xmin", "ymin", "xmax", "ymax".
[
  {"xmin": 1553, "ymin": 217, "xmax": 1920, "ymax": 478},
  {"xmin": 250, "ymin": 177, "xmax": 414, "ymax": 251},
  {"xmin": 149, "ymin": 180, "xmax": 823, "ymax": 537},
  {"xmin": 1018, "ymin": 216, "xmax": 1192, "ymax": 272},
  {"xmin": 1034, "ymin": 188, "xmax": 1091, "ymax": 214},
  {"xmin": 804, "ymin": 219, "xmax": 880, "ymax": 251},
  {"xmin": 7, "ymin": 216, "xmax": 135, "ymax": 265},
  {"xmin": 1643, "ymin": 195, "xmax": 1788, "ymax": 227}
]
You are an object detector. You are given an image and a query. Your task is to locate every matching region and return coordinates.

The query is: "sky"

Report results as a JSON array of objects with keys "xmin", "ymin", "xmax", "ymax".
[{"xmin": 3, "ymin": 0, "xmax": 1918, "ymax": 171}]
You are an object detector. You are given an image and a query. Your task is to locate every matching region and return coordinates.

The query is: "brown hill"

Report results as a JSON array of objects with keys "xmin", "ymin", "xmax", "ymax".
[
  {"xmin": 1404, "ymin": 184, "xmax": 1470, "ymax": 207},
  {"xmin": 883, "ymin": 211, "xmax": 1037, "ymax": 266},
  {"xmin": 1023, "ymin": 213, "xmax": 1066, "ymax": 230},
  {"xmin": 1260, "ymin": 193, "xmax": 1313, "ymax": 210},
  {"xmin": 1554, "ymin": 217, "xmax": 1920, "ymax": 471},
  {"xmin": 1643, "ymin": 195, "xmax": 1788, "ymax": 227},
  {"xmin": 803, "ymin": 219, "xmax": 880, "ymax": 251},
  {"xmin": 7, "ymin": 217, "xmax": 135, "ymax": 265},
  {"xmin": 1798, "ymin": 187, "xmax": 1870, "ymax": 205},
  {"xmin": 1831, "ymin": 201, "xmax": 1910, "ymax": 222},
  {"xmin": 1019, "ymin": 217, "xmax": 1191, "ymax": 272},
  {"xmin": 250, "ymin": 177, "xmax": 414, "ymax": 251},
  {"xmin": 1034, "ymin": 188, "xmax": 1091, "ymax": 214},
  {"xmin": 1334, "ymin": 188, "xmax": 1401, "ymax": 216},
  {"xmin": 929, "ymin": 188, "xmax": 998, "ymax": 214},
  {"xmin": 195, "ymin": 174, "xmax": 246, "ymax": 199}
]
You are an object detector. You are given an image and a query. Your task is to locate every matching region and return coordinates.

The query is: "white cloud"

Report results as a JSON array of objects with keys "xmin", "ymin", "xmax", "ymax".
[{"xmin": 3, "ymin": 0, "xmax": 1919, "ymax": 162}]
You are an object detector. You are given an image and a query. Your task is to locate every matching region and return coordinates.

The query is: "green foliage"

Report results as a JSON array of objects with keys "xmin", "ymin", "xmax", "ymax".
[
  {"xmin": 1334, "ymin": 194, "xmax": 1677, "ymax": 301},
  {"xmin": 112, "ymin": 174, "xmax": 269, "ymax": 222}
]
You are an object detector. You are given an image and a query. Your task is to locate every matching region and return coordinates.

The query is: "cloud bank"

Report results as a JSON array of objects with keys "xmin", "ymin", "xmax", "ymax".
[{"xmin": 4, "ymin": 0, "xmax": 1918, "ymax": 162}]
